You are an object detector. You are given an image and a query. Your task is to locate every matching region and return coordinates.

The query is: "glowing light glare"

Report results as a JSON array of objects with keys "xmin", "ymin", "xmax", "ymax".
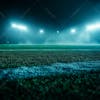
[
  {"xmin": 11, "ymin": 23, "xmax": 28, "ymax": 31},
  {"xmin": 86, "ymin": 23, "xmax": 100, "ymax": 31},
  {"xmin": 57, "ymin": 30, "xmax": 60, "ymax": 34},
  {"xmin": 70, "ymin": 28, "xmax": 76, "ymax": 34},
  {"xmin": 39, "ymin": 29, "xmax": 44, "ymax": 34},
  {"xmin": 12, "ymin": 23, "xmax": 17, "ymax": 28}
]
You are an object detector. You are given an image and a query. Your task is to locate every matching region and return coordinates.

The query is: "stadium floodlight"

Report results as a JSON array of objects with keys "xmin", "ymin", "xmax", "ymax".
[
  {"xmin": 12, "ymin": 23, "xmax": 17, "ymax": 28},
  {"xmin": 57, "ymin": 30, "xmax": 60, "ymax": 34},
  {"xmin": 39, "ymin": 29, "xmax": 44, "ymax": 34},
  {"xmin": 11, "ymin": 23, "xmax": 28, "ymax": 31},
  {"xmin": 86, "ymin": 23, "xmax": 100, "ymax": 31},
  {"xmin": 70, "ymin": 28, "xmax": 76, "ymax": 34}
]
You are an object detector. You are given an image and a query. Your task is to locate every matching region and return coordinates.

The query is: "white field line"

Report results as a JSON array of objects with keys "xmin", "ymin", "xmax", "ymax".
[
  {"xmin": 0, "ymin": 61, "xmax": 100, "ymax": 80},
  {"xmin": 0, "ymin": 49, "xmax": 100, "ymax": 51}
]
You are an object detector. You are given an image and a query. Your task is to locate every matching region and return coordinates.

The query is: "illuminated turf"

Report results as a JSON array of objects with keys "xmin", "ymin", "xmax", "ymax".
[
  {"xmin": 0, "ymin": 45, "xmax": 100, "ymax": 100},
  {"xmin": 0, "ymin": 44, "xmax": 100, "ymax": 51},
  {"xmin": 0, "ymin": 61, "xmax": 100, "ymax": 80}
]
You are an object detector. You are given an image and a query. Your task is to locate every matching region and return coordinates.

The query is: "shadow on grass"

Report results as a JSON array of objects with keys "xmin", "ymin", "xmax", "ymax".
[{"xmin": 0, "ymin": 71, "xmax": 100, "ymax": 100}]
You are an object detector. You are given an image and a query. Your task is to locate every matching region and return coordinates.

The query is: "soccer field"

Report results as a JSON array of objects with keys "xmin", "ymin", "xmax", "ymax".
[{"xmin": 0, "ymin": 45, "xmax": 100, "ymax": 100}]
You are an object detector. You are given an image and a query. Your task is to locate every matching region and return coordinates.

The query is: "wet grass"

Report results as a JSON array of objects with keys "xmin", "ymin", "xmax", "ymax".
[
  {"xmin": 0, "ymin": 50, "xmax": 100, "ymax": 100},
  {"xmin": 0, "ymin": 71, "xmax": 100, "ymax": 100},
  {"xmin": 0, "ymin": 51, "xmax": 100, "ymax": 68}
]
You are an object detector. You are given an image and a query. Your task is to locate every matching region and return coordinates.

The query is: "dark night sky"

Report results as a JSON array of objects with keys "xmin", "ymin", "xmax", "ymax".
[{"xmin": 0, "ymin": 0, "xmax": 100, "ymax": 44}]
